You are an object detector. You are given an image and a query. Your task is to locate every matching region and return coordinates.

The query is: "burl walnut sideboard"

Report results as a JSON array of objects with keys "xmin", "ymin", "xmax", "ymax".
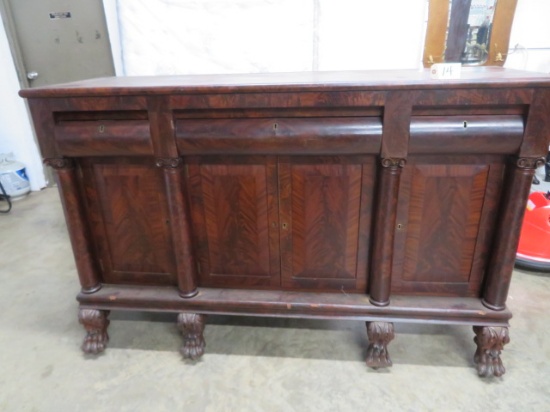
[{"xmin": 20, "ymin": 68, "xmax": 550, "ymax": 377}]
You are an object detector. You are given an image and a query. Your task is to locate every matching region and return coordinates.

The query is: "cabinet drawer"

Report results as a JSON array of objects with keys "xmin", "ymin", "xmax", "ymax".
[
  {"xmin": 55, "ymin": 120, "xmax": 154, "ymax": 156},
  {"xmin": 176, "ymin": 117, "xmax": 382, "ymax": 155},
  {"xmin": 409, "ymin": 115, "xmax": 524, "ymax": 154}
]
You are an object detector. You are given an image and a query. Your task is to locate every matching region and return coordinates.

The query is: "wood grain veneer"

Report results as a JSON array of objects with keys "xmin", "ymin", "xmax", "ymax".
[{"xmin": 22, "ymin": 68, "xmax": 550, "ymax": 376}]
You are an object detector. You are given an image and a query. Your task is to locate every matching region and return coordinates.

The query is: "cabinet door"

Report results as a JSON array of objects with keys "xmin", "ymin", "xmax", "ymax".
[
  {"xmin": 187, "ymin": 156, "xmax": 280, "ymax": 288},
  {"xmin": 391, "ymin": 155, "xmax": 505, "ymax": 297},
  {"xmin": 80, "ymin": 158, "xmax": 177, "ymax": 286},
  {"xmin": 279, "ymin": 156, "xmax": 375, "ymax": 292}
]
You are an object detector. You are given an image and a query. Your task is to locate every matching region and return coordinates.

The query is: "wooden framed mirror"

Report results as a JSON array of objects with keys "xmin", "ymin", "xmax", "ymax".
[{"xmin": 423, "ymin": 0, "xmax": 518, "ymax": 67}]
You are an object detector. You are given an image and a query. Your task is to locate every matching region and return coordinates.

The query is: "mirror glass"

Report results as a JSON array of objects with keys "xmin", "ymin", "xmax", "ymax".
[{"xmin": 444, "ymin": 0, "xmax": 497, "ymax": 65}]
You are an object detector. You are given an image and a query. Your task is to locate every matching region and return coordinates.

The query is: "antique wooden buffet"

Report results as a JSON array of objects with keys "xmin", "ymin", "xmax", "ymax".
[{"xmin": 20, "ymin": 68, "xmax": 550, "ymax": 377}]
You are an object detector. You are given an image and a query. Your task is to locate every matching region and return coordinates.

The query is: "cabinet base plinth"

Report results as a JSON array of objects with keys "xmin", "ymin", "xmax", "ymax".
[
  {"xmin": 481, "ymin": 299, "xmax": 506, "ymax": 311},
  {"xmin": 76, "ymin": 284, "xmax": 513, "ymax": 375},
  {"xmin": 81, "ymin": 283, "xmax": 102, "ymax": 294},
  {"xmin": 179, "ymin": 289, "xmax": 199, "ymax": 299},
  {"xmin": 78, "ymin": 285, "xmax": 511, "ymax": 326},
  {"xmin": 369, "ymin": 298, "xmax": 390, "ymax": 307}
]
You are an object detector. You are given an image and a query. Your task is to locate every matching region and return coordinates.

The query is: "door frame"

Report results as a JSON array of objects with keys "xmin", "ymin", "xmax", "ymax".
[
  {"xmin": 0, "ymin": 0, "xmax": 122, "ymax": 185},
  {"xmin": 0, "ymin": 0, "xmax": 52, "ymax": 185},
  {"xmin": 102, "ymin": 0, "xmax": 124, "ymax": 76},
  {"xmin": 0, "ymin": 0, "xmax": 29, "ymax": 88}
]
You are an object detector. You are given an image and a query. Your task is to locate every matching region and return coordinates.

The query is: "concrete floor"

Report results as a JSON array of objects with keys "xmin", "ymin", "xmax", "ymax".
[{"xmin": 1, "ymin": 188, "xmax": 550, "ymax": 412}]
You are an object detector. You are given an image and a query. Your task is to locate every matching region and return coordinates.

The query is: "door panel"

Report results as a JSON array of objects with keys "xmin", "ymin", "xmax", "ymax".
[
  {"xmin": 81, "ymin": 158, "xmax": 177, "ymax": 286},
  {"xmin": 187, "ymin": 156, "xmax": 280, "ymax": 288},
  {"xmin": 392, "ymin": 156, "xmax": 505, "ymax": 296},
  {"xmin": 280, "ymin": 156, "xmax": 375, "ymax": 292},
  {"xmin": 6, "ymin": 0, "xmax": 114, "ymax": 87}
]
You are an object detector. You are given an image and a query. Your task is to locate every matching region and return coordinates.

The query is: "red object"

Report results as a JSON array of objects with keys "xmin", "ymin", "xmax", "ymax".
[{"xmin": 516, "ymin": 191, "xmax": 550, "ymax": 271}]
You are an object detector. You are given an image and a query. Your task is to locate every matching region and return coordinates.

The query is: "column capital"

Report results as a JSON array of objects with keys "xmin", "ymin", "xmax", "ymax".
[
  {"xmin": 381, "ymin": 158, "xmax": 406, "ymax": 169},
  {"xmin": 44, "ymin": 158, "xmax": 74, "ymax": 169},
  {"xmin": 516, "ymin": 157, "xmax": 545, "ymax": 169},
  {"xmin": 155, "ymin": 157, "xmax": 183, "ymax": 169}
]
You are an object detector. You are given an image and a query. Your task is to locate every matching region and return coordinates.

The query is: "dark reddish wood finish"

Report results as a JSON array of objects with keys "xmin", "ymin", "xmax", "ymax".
[
  {"xmin": 176, "ymin": 117, "xmax": 382, "ymax": 155},
  {"xmin": 521, "ymin": 89, "xmax": 550, "ymax": 157},
  {"xmin": 187, "ymin": 156, "xmax": 281, "ymax": 289},
  {"xmin": 78, "ymin": 309, "xmax": 110, "ymax": 354},
  {"xmin": 365, "ymin": 322, "xmax": 395, "ymax": 368},
  {"xmin": 21, "ymin": 68, "xmax": 550, "ymax": 375},
  {"xmin": 279, "ymin": 156, "xmax": 373, "ymax": 292},
  {"xmin": 177, "ymin": 313, "xmax": 206, "ymax": 360},
  {"xmin": 158, "ymin": 159, "xmax": 199, "ymax": 297},
  {"xmin": 27, "ymin": 101, "xmax": 59, "ymax": 158},
  {"xmin": 391, "ymin": 156, "xmax": 505, "ymax": 297},
  {"xmin": 55, "ymin": 120, "xmax": 153, "ymax": 157},
  {"xmin": 482, "ymin": 157, "xmax": 543, "ymax": 309},
  {"xmin": 409, "ymin": 115, "xmax": 524, "ymax": 154},
  {"xmin": 77, "ymin": 284, "xmax": 512, "ymax": 325},
  {"xmin": 148, "ymin": 96, "xmax": 179, "ymax": 158},
  {"xmin": 380, "ymin": 91, "xmax": 414, "ymax": 159},
  {"xmin": 369, "ymin": 159, "xmax": 404, "ymax": 306},
  {"xmin": 473, "ymin": 326, "xmax": 510, "ymax": 377},
  {"xmin": 45, "ymin": 158, "xmax": 101, "ymax": 293},
  {"xmin": 413, "ymin": 88, "xmax": 533, "ymax": 106},
  {"xmin": 80, "ymin": 158, "xmax": 177, "ymax": 287}
]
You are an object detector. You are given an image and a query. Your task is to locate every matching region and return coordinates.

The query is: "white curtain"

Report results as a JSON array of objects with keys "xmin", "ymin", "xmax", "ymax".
[{"xmin": 116, "ymin": 0, "xmax": 428, "ymax": 76}]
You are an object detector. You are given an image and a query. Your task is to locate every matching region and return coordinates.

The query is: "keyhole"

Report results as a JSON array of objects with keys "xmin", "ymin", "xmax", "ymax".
[
  {"xmin": 98, "ymin": 124, "xmax": 105, "ymax": 133},
  {"xmin": 397, "ymin": 223, "xmax": 403, "ymax": 230},
  {"xmin": 463, "ymin": 121, "xmax": 468, "ymax": 128},
  {"xmin": 273, "ymin": 123, "xmax": 278, "ymax": 131}
]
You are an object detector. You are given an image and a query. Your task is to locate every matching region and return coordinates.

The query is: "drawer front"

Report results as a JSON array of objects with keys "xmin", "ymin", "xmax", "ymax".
[
  {"xmin": 409, "ymin": 115, "xmax": 524, "ymax": 154},
  {"xmin": 55, "ymin": 120, "xmax": 154, "ymax": 156},
  {"xmin": 176, "ymin": 117, "xmax": 382, "ymax": 155}
]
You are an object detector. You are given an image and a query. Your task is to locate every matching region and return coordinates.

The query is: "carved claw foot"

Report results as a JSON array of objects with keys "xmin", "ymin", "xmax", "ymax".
[
  {"xmin": 366, "ymin": 321, "xmax": 395, "ymax": 369},
  {"xmin": 473, "ymin": 326, "xmax": 509, "ymax": 377},
  {"xmin": 177, "ymin": 313, "xmax": 206, "ymax": 360},
  {"xmin": 78, "ymin": 309, "xmax": 110, "ymax": 354}
]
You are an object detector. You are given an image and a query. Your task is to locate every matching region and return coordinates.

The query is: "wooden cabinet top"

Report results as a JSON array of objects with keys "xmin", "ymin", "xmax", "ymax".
[{"xmin": 19, "ymin": 67, "xmax": 550, "ymax": 98}]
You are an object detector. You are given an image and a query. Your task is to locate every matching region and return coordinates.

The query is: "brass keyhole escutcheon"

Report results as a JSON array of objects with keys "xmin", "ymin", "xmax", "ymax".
[
  {"xmin": 397, "ymin": 223, "xmax": 403, "ymax": 230},
  {"xmin": 282, "ymin": 222, "xmax": 288, "ymax": 230},
  {"xmin": 98, "ymin": 124, "xmax": 105, "ymax": 133}
]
